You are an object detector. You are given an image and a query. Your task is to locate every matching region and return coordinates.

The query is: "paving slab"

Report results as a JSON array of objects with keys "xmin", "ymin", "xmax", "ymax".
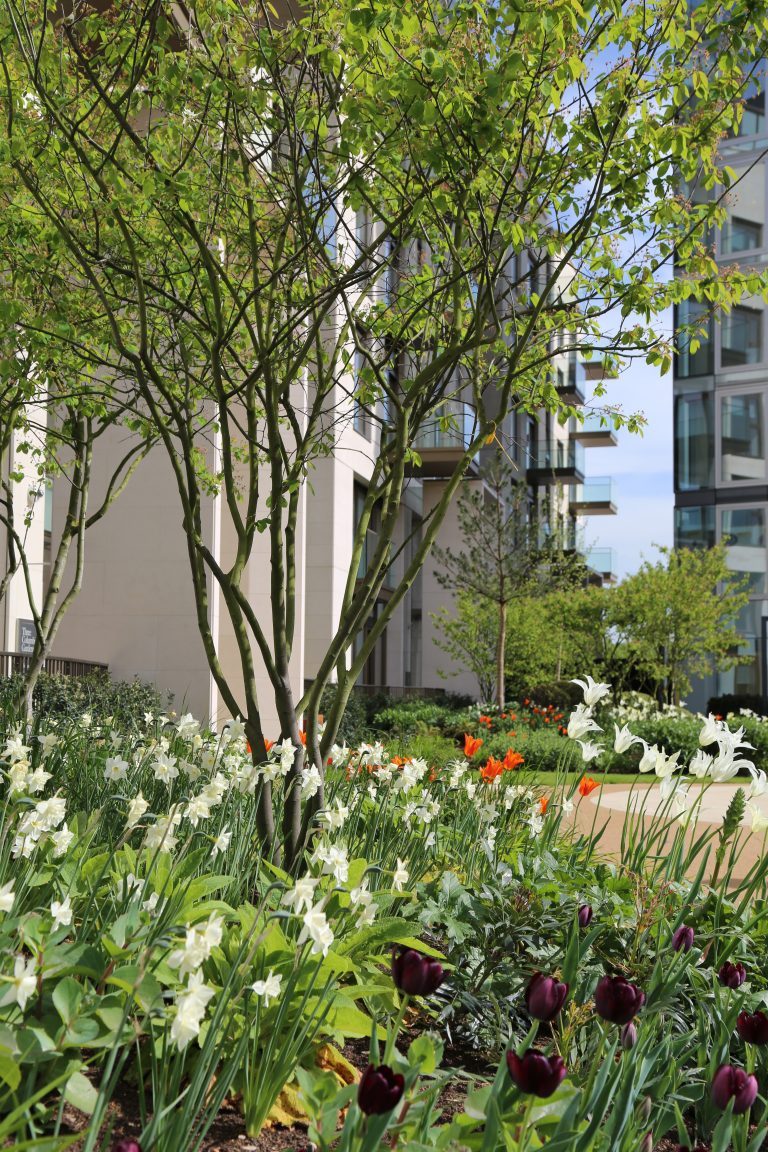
[{"xmin": 564, "ymin": 780, "xmax": 768, "ymax": 886}]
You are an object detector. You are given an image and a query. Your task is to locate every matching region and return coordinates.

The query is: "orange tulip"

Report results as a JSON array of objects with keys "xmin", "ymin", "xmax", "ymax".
[
  {"xmin": 503, "ymin": 748, "xmax": 525, "ymax": 771},
  {"xmin": 464, "ymin": 733, "xmax": 484, "ymax": 757},
  {"xmin": 579, "ymin": 776, "xmax": 600, "ymax": 797},
  {"xmin": 299, "ymin": 730, "xmax": 307, "ymax": 746},
  {"xmin": 539, "ymin": 795, "xmax": 549, "ymax": 815},
  {"xmin": 480, "ymin": 757, "xmax": 504, "ymax": 783},
  {"xmin": 264, "ymin": 738, "xmax": 274, "ymax": 753}
]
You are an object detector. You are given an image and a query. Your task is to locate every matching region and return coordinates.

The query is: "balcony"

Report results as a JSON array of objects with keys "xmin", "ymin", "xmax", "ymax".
[
  {"xmin": 555, "ymin": 355, "xmax": 585, "ymax": 405},
  {"xmin": 408, "ymin": 401, "xmax": 479, "ymax": 479},
  {"xmin": 571, "ymin": 478, "xmax": 617, "ymax": 516},
  {"xmin": 526, "ymin": 438, "xmax": 585, "ymax": 484},
  {"xmin": 585, "ymin": 547, "xmax": 617, "ymax": 582},
  {"xmin": 572, "ymin": 412, "xmax": 618, "ymax": 448}
]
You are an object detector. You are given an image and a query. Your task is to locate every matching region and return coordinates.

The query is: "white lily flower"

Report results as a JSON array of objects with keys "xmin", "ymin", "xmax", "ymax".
[
  {"xmin": 613, "ymin": 724, "xmax": 638, "ymax": 754},
  {"xmin": 567, "ymin": 703, "xmax": 602, "ymax": 741},
  {"xmin": 571, "ymin": 675, "xmax": 611, "ymax": 707},
  {"xmin": 654, "ymin": 749, "xmax": 681, "ymax": 779},
  {"xmin": 638, "ymin": 743, "xmax": 658, "ymax": 773},
  {"xmin": 688, "ymin": 749, "xmax": 713, "ymax": 779},
  {"xmin": 699, "ymin": 714, "xmax": 721, "ymax": 747},
  {"xmin": 749, "ymin": 769, "xmax": 768, "ymax": 799},
  {"xmin": 750, "ymin": 803, "xmax": 768, "ymax": 832},
  {"xmin": 577, "ymin": 740, "xmax": 602, "ymax": 763}
]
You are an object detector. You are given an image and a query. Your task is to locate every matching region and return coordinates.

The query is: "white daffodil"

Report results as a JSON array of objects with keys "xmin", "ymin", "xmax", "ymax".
[
  {"xmin": 282, "ymin": 876, "xmax": 319, "ymax": 913},
  {"xmin": 37, "ymin": 732, "xmax": 59, "ymax": 758},
  {"xmin": 171, "ymin": 971, "xmax": 215, "ymax": 1051},
  {"xmin": 177, "ymin": 713, "xmax": 201, "ymax": 740},
  {"xmin": 152, "ymin": 751, "xmax": 179, "ymax": 785},
  {"xmin": 51, "ymin": 824, "xmax": 74, "ymax": 857},
  {"xmin": 577, "ymin": 740, "xmax": 602, "ymax": 764},
  {"xmin": 300, "ymin": 765, "xmax": 322, "ymax": 799},
  {"xmin": 104, "ymin": 756, "xmax": 129, "ymax": 783},
  {"xmin": 251, "ymin": 969, "xmax": 282, "ymax": 1006},
  {"xmin": 0, "ymin": 882, "xmax": 15, "ymax": 913},
  {"xmin": 300, "ymin": 903, "xmax": 334, "ymax": 956},
  {"xmin": 3, "ymin": 955, "xmax": 37, "ymax": 1012},
  {"xmin": 321, "ymin": 800, "xmax": 349, "ymax": 830},
  {"xmin": 2, "ymin": 732, "xmax": 30, "ymax": 764},
  {"xmin": 567, "ymin": 704, "xmax": 602, "ymax": 741},
  {"xmin": 392, "ymin": 859, "xmax": 409, "ymax": 892},
  {"xmin": 126, "ymin": 793, "xmax": 149, "ymax": 828},
  {"xmin": 25, "ymin": 767, "xmax": 52, "ymax": 795},
  {"xmin": 211, "ymin": 827, "xmax": 232, "ymax": 856},
  {"xmin": 613, "ymin": 724, "xmax": 638, "ymax": 754},
  {"xmin": 328, "ymin": 744, "xmax": 350, "ymax": 768},
  {"xmin": 51, "ymin": 896, "xmax": 73, "ymax": 930},
  {"xmin": 571, "ymin": 676, "xmax": 611, "ymax": 707}
]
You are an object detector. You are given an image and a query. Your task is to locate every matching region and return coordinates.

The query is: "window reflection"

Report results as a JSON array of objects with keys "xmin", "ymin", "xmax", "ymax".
[
  {"xmin": 721, "ymin": 507, "xmax": 767, "ymax": 593},
  {"xmin": 721, "ymin": 306, "xmax": 762, "ymax": 366},
  {"xmin": 675, "ymin": 393, "xmax": 713, "ymax": 490},
  {"xmin": 721, "ymin": 393, "xmax": 765, "ymax": 481},
  {"xmin": 722, "ymin": 164, "xmax": 765, "ymax": 255}
]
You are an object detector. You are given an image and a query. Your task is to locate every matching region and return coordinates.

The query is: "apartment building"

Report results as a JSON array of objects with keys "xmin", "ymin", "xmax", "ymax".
[{"xmin": 673, "ymin": 80, "xmax": 768, "ymax": 708}]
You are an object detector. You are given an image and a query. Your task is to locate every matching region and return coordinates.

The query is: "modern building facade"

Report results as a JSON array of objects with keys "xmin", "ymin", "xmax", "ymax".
[{"xmin": 674, "ymin": 80, "xmax": 768, "ymax": 707}]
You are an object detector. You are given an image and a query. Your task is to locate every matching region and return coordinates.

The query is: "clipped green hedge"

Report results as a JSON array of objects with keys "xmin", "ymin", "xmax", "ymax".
[{"xmin": 0, "ymin": 671, "xmax": 169, "ymax": 729}]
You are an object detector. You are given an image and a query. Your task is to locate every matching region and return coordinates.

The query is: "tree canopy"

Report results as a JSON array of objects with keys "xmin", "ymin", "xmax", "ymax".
[{"xmin": 0, "ymin": 0, "xmax": 766, "ymax": 860}]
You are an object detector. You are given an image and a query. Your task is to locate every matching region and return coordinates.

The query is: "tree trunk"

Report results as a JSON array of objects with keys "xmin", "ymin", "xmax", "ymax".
[{"xmin": 497, "ymin": 599, "xmax": 507, "ymax": 710}]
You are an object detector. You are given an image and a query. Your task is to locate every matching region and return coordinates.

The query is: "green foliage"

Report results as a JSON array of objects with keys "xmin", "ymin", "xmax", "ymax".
[{"xmin": 0, "ymin": 672, "xmax": 168, "ymax": 729}]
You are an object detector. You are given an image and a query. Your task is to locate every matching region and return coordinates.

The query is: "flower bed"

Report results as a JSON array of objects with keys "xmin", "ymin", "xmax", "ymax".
[{"xmin": 0, "ymin": 682, "xmax": 767, "ymax": 1150}]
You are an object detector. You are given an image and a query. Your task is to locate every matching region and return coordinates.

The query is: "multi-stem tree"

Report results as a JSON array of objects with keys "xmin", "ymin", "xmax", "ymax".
[{"xmin": 0, "ymin": 0, "xmax": 765, "ymax": 861}]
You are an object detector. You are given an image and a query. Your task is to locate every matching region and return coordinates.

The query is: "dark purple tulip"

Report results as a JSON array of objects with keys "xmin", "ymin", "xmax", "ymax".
[
  {"xmin": 737, "ymin": 1010, "xmax": 768, "ymax": 1046},
  {"xmin": 671, "ymin": 924, "xmax": 695, "ymax": 953},
  {"xmin": 718, "ymin": 961, "xmax": 747, "ymax": 989},
  {"xmin": 506, "ymin": 1049, "xmax": 567, "ymax": 1098},
  {"xmin": 594, "ymin": 975, "xmax": 646, "ymax": 1026},
  {"xmin": 113, "ymin": 1143, "xmax": 142, "ymax": 1152},
  {"xmin": 357, "ymin": 1064, "xmax": 405, "ymax": 1115},
  {"xmin": 711, "ymin": 1064, "xmax": 758, "ymax": 1114},
  {"xmin": 525, "ymin": 973, "xmax": 568, "ymax": 1022},
  {"xmin": 620, "ymin": 1021, "xmax": 637, "ymax": 1050},
  {"xmin": 391, "ymin": 948, "xmax": 444, "ymax": 997},
  {"xmin": 577, "ymin": 905, "xmax": 593, "ymax": 928}
]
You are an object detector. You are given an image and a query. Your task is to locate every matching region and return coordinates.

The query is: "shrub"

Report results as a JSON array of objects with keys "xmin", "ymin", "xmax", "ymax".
[{"xmin": 0, "ymin": 671, "xmax": 169, "ymax": 728}]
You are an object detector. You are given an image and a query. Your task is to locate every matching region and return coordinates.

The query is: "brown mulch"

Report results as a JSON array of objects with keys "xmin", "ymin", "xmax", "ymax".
[{"xmin": 53, "ymin": 1033, "xmax": 495, "ymax": 1152}]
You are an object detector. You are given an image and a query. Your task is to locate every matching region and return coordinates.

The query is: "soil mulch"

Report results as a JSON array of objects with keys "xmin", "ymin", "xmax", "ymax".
[{"xmin": 53, "ymin": 1032, "xmax": 495, "ymax": 1152}]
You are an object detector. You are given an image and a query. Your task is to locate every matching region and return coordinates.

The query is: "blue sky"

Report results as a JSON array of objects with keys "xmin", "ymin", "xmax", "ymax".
[{"xmin": 581, "ymin": 356, "xmax": 673, "ymax": 580}]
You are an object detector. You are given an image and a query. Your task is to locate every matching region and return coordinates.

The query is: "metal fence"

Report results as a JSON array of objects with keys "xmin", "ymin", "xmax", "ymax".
[{"xmin": 0, "ymin": 652, "xmax": 108, "ymax": 679}]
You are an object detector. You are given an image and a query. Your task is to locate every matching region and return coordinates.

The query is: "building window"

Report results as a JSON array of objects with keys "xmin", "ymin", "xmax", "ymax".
[
  {"xmin": 353, "ymin": 341, "xmax": 372, "ymax": 439},
  {"xmin": 675, "ymin": 506, "xmax": 715, "ymax": 549},
  {"xmin": 730, "ymin": 78, "xmax": 766, "ymax": 139},
  {"xmin": 674, "ymin": 392, "xmax": 713, "ymax": 490},
  {"xmin": 674, "ymin": 300, "xmax": 713, "ymax": 378},
  {"xmin": 720, "ymin": 392, "xmax": 766, "ymax": 482},
  {"xmin": 722, "ymin": 163, "xmax": 765, "ymax": 256},
  {"xmin": 721, "ymin": 305, "xmax": 762, "ymax": 367},
  {"xmin": 721, "ymin": 507, "xmax": 767, "ymax": 594}
]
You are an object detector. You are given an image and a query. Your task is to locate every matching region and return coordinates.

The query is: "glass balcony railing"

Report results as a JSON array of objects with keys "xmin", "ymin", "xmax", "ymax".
[
  {"xmin": 586, "ymin": 547, "xmax": 617, "ymax": 576},
  {"xmin": 574, "ymin": 478, "xmax": 614, "ymax": 504},
  {"xmin": 412, "ymin": 401, "xmax": 476, "ymax": 452},
  {"xmin": 527, "ymin": 438, "xmax": 585, "ymax": 476}
]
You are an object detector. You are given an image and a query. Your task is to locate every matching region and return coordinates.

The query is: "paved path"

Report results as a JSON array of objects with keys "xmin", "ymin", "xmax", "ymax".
[{"xmin": 567, "ymin": 781, "xmax": 768, "ymax": 885}]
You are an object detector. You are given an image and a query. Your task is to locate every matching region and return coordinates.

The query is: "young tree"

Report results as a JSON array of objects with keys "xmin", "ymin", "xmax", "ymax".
[
  {"xmin": 0, "ymin": 0, "xmax": 764, "ymax": 861},
  {"xmin": 432, "ymin": 460, "xmax": 589, "ymax": 708},
  {"xmin": 613, "ymin": 545, "xmax": 750, "ymax": 706}
]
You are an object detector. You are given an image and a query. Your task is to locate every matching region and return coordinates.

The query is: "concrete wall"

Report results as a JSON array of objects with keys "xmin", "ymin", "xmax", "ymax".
[
  {"xmin": 0, "ymin": 419, "xmax": 47, "ymax": 653},
  {"xmin": 50, "ymin": 428, "xmax": 215, "ymax": 722}
]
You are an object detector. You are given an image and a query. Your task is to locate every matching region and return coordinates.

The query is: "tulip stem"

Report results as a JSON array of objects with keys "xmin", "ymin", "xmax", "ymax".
[
  {"xmin": 384, "ymin": 995, "xmax": 410, "ymax": 1065},
  {"xmin": 517, "ymin": 1094, "xmax": 536, "ymax": 1152}
]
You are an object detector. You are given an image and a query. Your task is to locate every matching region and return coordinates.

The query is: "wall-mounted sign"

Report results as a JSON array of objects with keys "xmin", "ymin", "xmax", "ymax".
[{"xmin": 17, "ymin": 619, "xmax": 36, "ymax": 656}]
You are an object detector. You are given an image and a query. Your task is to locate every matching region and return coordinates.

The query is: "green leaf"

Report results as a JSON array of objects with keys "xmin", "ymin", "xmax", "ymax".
[{"xmin": 63, "ymin": 1069, "xmax": 98, "ymax": 1116}]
